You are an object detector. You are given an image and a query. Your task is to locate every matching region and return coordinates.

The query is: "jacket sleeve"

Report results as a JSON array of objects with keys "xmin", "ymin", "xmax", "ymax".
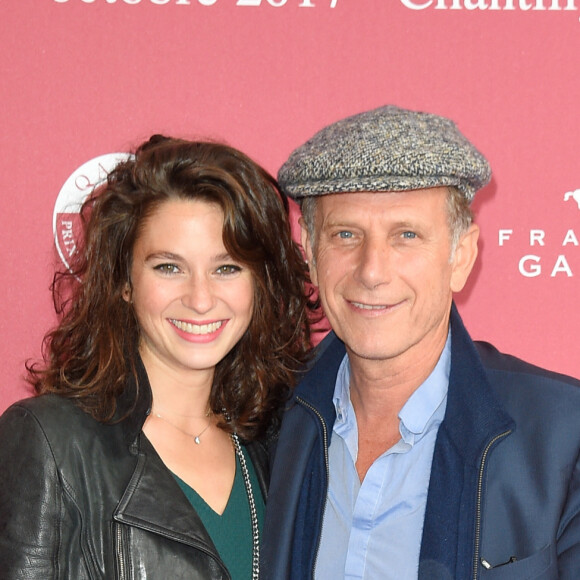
[
  {"xmin": 558, "ymin": 447, "xmax": 580, "ymax": 578},
  {"xmin": 0, "ymin": 403, "xmax": 63, "ymax": 579}
]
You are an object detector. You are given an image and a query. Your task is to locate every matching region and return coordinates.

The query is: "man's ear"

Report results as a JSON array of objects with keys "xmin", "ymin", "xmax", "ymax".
[
  {"xmin": 299, "ymin": 217, "xmax": 318, "ymax": 287},
  {"xmin": 450, "ymin": 223, "xmax": 479, "ymax": 293}
]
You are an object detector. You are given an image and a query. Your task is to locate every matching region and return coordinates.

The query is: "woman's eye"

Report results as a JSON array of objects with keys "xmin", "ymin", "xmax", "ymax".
[
  {"xmin": 154, "ymin": 263, "xmax": 179, "ymax": 274},
  {"xmin": 216, "ymin": 265, "xmax": 241, "ymax": 275}
]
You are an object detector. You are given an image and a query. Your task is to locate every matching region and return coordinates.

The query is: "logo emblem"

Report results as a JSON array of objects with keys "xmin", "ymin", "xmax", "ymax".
[
  {"xmin": 564, "ymin": 189, "xmax": 580, "ymax": 210},
  {"xmin": 53, "ymin": 153, "xmax": 130, "ymax": 270}
]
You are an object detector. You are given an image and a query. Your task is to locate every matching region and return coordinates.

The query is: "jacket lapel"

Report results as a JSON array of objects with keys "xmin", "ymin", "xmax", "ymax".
[
  {"xmin": 419, "ymin": 304, "xmax": 514, "ymax": 578},
  {"xmin": 113, "ymin": 435, "xmax": 217, "ymax": 552}
]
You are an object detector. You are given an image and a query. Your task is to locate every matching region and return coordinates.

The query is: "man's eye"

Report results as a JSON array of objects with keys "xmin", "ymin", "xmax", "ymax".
[
  {"xmin": 402, "ymin": 231, "xmax": 417, "ymax": 239},
  {"xmin": 337, "ymin": 231, "xmax": 353, "ymax": 239},
  {"xmin": 216, "ymin": 265, "xmax": 241, "ymax": 275}
]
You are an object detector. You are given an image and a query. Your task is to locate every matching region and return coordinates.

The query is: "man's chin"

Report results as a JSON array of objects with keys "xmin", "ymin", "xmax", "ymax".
[{"xmin": 344, "ymin": 342, "xmax": 403, "ymax": 364}]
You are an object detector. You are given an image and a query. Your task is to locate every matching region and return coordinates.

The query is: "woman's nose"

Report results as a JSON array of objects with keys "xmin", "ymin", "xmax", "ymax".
[{"xmin": 181, "ymin": 276, "xmax": 215, "ymax": 314}]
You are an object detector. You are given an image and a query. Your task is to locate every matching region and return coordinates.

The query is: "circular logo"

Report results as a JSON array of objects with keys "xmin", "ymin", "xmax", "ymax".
[{"xmin": 53, "ymin": 153, "xmax": 130, "ymax": 270}]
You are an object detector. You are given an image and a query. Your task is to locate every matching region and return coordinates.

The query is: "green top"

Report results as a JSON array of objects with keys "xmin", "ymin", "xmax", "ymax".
[{"xmin": 173, "ymin": 446, "xmax": 264, "ymax": 580}]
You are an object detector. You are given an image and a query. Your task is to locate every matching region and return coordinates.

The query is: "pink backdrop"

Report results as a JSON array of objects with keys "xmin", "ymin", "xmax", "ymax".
[{"xmin": 2, "ymin": 0, "xmax": 580, "ymax": 412}]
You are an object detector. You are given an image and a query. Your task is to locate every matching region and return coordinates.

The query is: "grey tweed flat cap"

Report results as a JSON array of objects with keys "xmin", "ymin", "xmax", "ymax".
[{"xmin": 278, "ymin": 105, "xmax": 491, "ymax": 203}]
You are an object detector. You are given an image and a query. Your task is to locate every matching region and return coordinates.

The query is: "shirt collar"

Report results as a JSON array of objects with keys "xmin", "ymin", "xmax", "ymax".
[
  {"xmin": 399, "ymin": 333, "xmax": 450, "ymax": 442},
  {"xmin": 332, "ymin": 331, "xmax": 451, "ymax": 445}
]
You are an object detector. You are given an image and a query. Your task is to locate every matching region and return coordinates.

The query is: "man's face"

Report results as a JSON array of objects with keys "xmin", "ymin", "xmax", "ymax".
[{"xmin": 302, "ymin": 188, "xmax": 478, "ymax": 371}]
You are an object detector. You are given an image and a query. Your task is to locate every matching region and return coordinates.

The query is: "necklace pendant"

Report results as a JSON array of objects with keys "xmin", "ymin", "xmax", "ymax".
[{"xmin": 194, "ymin": 436, "xmax": 201, "ymax": 445}]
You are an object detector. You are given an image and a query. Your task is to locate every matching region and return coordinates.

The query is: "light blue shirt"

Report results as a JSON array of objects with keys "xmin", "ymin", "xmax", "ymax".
[{"xmin": 314, "ymin": 334, "xmax": 451, "ymax": 580}]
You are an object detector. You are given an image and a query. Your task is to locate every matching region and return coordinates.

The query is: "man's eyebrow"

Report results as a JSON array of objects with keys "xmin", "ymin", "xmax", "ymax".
[{"xmin": 320, "ymin": 215, "xmax": 357, "ymax": 228}]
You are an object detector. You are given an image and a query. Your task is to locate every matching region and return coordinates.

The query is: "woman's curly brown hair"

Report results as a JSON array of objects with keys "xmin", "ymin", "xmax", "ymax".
[{"xmin": 28, "ymin": 135, "xmax": 318, "ymax": 440}]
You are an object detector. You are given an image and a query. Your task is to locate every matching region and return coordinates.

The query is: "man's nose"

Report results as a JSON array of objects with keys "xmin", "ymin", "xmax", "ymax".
[{"xmin": 353, "ymin": 238, "xmax": 392, "ymax": 289}]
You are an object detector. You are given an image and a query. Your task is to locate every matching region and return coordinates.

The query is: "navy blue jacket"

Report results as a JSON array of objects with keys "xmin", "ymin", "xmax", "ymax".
[{"xmin": 262, "ymin": 305, "xmax": 580, "ymax": 579}]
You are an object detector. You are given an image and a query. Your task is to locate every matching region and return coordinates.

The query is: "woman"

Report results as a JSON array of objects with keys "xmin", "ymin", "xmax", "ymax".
[{"xmin": 0, "ymin": 135, "xmax": 315, "ymax": 579}]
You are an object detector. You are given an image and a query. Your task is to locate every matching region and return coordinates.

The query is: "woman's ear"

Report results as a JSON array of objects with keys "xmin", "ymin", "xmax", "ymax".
[{"xmin": 122, "ymin": 282, "xmax": 132, "ymax": 303}]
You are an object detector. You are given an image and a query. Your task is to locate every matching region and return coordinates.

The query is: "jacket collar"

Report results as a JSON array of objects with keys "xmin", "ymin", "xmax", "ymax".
[
  {"xmin": 114, "ymin": 435, "xmax": 223, "ymax": 557},
  {"xmin": 115, "ymin": 353, "xmax": 153, "ymax": 449},
  {"xmin": 296, "ymin": 303, "xmax": 515, "ymax": 458},
  {"xmin": 443, "ymin": 303, "xmax": 514, "ymax": 463},
  {"xmin": 294, "ymin": 329, "xmax": 345, "ymax": 433},
  {"xmin": 420, "ymin": 304, "xmax": 515, "ymax": 578}
]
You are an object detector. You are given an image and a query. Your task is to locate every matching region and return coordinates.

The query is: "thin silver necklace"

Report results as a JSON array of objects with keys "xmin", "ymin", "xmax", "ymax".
[
  {"xmin": 155, "ymin": 410, "xmax": 259, "ymax": 577},
  {"xmin": 153, "ymin": 410, "xmax": 212, "ymax": 445},
  {"xmin": 231, "ymin": 432, "xmax": 260, "ymax": 580}
]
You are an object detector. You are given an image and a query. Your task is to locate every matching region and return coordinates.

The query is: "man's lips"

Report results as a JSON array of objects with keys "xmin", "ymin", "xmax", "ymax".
[
  {"xmin": 347, "ymin": 299, "xmax": 405, "ymax": 313},
  {"xmin": 350, "ymin": 301, "xmax": 388, "ymax": 310}
]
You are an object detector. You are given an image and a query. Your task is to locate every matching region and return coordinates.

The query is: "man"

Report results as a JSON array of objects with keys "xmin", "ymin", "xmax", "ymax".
[{"xmin": 261, "ymin": 106, "xmax": 580, "ymax": 579}]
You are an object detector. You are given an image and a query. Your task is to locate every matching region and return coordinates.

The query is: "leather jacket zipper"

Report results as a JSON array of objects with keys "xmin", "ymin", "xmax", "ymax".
[
  {"xmin": 114, "ymin": 521, "xmax": 231, "ymax": 579},
  {"xmin": 116, "ymin": 524, "xmax": 127, "ymax": 580},
  {"xmin": 295, "ymin": 396, "xmax": 330, "ymax": 580},
  {"xmin": 472, "ymin": 429, "xmax": 512, "ymax": 580}
]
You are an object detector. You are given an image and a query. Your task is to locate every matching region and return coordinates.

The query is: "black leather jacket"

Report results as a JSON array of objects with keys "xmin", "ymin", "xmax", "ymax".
[{"xmin": 0, "ymin": 360, "xmax": 269, "ymax": 579}]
